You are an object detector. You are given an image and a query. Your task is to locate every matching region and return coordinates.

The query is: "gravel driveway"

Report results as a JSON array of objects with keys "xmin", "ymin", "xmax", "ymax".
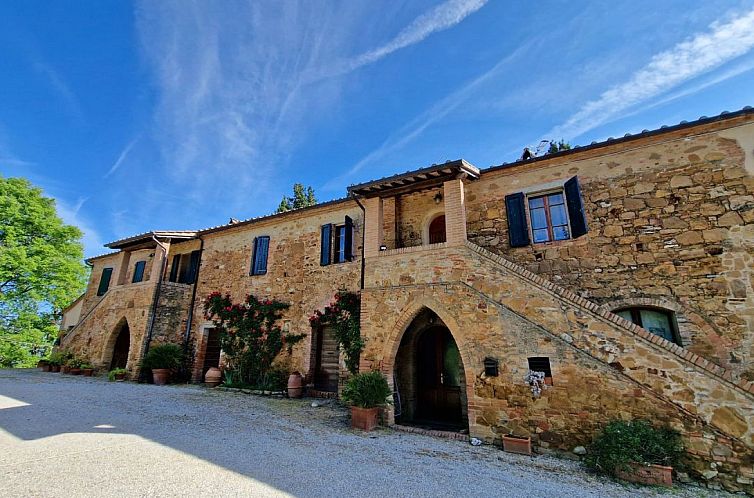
[{"xmin": 0, "ymin": 369, "xmax": 727, "ymax": 497}]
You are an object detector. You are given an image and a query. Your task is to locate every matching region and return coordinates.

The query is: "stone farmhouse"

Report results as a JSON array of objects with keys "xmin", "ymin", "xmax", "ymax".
[{"xmin": 60, "ymin": 108, "xmax": 754, "ymax": 491}]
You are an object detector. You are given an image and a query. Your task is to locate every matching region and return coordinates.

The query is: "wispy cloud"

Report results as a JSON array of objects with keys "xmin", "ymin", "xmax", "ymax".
[
  {"xmin": 52, "ymin": 196, "xmax": 104, "ymax": 258},
  {"xmin": 547, "ymin": 8, "xmax": 754, "ymax": 139},
  {"xmin": 310, "ymin": 0, "xmax": 488, "ymax": 80},
  {"xmin": 104, "ymin": 137, "xmax": 139, "ymax": 178},
  {"xmin": 33, "ymin": 62, "xmax": 84, "ymax": 121}
]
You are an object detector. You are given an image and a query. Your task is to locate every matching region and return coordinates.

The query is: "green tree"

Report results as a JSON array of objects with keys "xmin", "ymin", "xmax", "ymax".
[
  {"xmin": 275, "ymin": 183, "xmax": 316, "ymax": 213},
  {"xmin": 0, "ymin": 177, "xmax": 87, "ymax": 367}
]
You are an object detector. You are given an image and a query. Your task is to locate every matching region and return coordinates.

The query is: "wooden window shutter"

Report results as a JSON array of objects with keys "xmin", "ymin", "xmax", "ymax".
[
  {"xmin": 97, "ymin": 267, "xmax": 113, "ymax": 296},
  {"xmin": 505, "ymin": 192, "xmax": 530, "ymax": 247},
  {"xmin": 251, "ymin": 236, "xmax": 270, "ymax": 275},
  {"xmin": 564, "ymin": 176, "xmax": 588, "ymax": 238},
  {"xmin": 187, "ymin": 250, "xmax": 201, "ymax": 283},
  {"xmin": 168, "ymin": 254, "xmax": 181, "ymax": 282},
  {"xmin": 320, "ymin": 224, "xmax": 332, "ymax": 266},
  {"xmin": 132, "ymin": 261, "xmax": 146, "ymax": 283},
  {"xmin": 344, "ymin": 215, "xmax": 354, "ymax": 261}
]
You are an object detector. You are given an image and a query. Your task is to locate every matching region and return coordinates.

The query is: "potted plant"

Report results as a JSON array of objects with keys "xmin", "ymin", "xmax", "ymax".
[
  {"xmin": 585, "ymin": 419, "xmax": 683, "ymax": 487},
  {"xmin": 47, "ymin": 351, "xmax": 64, "ymax": 372},
  {"xmin": 37, "ymin": 359, "xmax": 51, "ymax": 372},
  {"xmin": 108, "ymin": 368, "xmax": 128, "ymax": 382},
  {"xmin": 140, "ymin": 343, "xmax": 184, "ymax": 385},
  {"xmin": 68, "ymin": 357, "xmax": 83, "ymax": 375},
  {"xmin": 341, "ymin": 371, "xmax": 392, "ymax": 431},
  {"xmin": 58, "ymin": 350, "xmax": 74, "ymax": 373},
  {"xmin": 81, "ymin": 362, "xmax": 95, "ymax": 377},
  {"xmin": 502, "ymin": 434, "xmax": 532, "ymax": 455}
]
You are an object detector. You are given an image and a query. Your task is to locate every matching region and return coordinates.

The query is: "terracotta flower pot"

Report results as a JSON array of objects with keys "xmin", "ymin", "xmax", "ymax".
[
  {"xmin": 61, "ymin": 365, "xmax": 71, "ymax": 374},
  {"xmin": 615, "ymin": 462, "xmax": 673, "ymax": 487},
  {"xmin": 152, "ymin": 369, "xmax": 170, "ymax": 385},
  {"xmin": 502, "ymin": 434, "xmax": 532, "ymax": 455},
  {"xmin": 51, "ymin": 365, "xmax": 61, "ymax": 373},
  {"xmin": 351, "ymin": 406, "xmax": 380, "ymax": 431},
  {"xmin": 204, "ymin": 367, "xmax": 222, "ymax": 387},
  {"xmin": 115, "ymin": 372, "xmax": 127, "ymax": 381},
  {"xmin": 70, "ymin": 368, "xmax": 82, "ymax": 375},
  {"xmin": 40, "ymin": 364, "xmax": 51, "ymax": 372},
  {"xmin": 82, "ymin": 369, "xmax": 94, "ymax": 377},
  {"xmin": 287, "ymin": 372, "xmax": 303, "ymax": 398}
]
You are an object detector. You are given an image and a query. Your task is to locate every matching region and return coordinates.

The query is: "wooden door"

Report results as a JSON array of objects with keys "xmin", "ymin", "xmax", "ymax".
[
  {"xmin": 428, "ymin": 215, "xmax": 446, "ymax": 244},
  {"xmin": 202, "ymin": 328, "xmax": 221, "ymax": 375},
  {"xmin": 314, "ymin": 327, "xmax": 339, "ymax": 392},
  {"xmin": 416, "ymin": 326, "xmax": 462, "ymax": 425}
]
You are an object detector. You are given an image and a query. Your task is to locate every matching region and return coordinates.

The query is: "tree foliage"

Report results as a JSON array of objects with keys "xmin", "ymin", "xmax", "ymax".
[
  {"xmin": 276, "ymin": 183, "xmax": 316, "ymax": 213},
  {"xmin": 309, "ymin": 291, "xmax": 363, "ymax": 375},
  {"xmin": 0, "ymin": 177, "xmax": 87, "ymax": 367},
  {"xmin": 547, "ymin": 139, "xmax": 572, "ymax": 154}
]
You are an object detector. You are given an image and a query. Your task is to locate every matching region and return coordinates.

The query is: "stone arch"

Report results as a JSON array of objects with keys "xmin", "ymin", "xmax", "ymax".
[
  {"xmin": 380, "ymin": 296, "xmax": 476, "ymax": 428},
  {"xmin": 101, "ymin": 317, "xmax": 132, "ymax": 370}
]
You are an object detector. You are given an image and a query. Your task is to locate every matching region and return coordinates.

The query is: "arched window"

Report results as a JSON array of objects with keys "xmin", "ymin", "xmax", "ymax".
[
  {"xmin": 614, "ymin": 307, "xmax": 680, "ymax": 345},
  {"xmin": 428, "ymin": 215, "xmax": 446, "ymax": 244}
]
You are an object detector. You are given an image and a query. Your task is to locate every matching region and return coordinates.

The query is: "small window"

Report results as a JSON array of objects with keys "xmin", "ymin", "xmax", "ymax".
[
  {"xmin": 615, "ymin": 307, "xmax": 679, "ymax": 344},
  {"xmin": 323, "ymin": 216, "xmax": 353, "ymax": 265},
  {"xmin": 527, "ymin": 357, "xmax": 552, "ymax": 384},
  {"xmin": 250, "ymin": 236, "xmax": 270, "ymax": 275},
  {"xmin": 528, "ymin": 192, "xmax": 570, "ymax": 243},
  {"xmin": 132, "ymin": 261, "xmax": 146, "ymax": 283},
  {"xmin": 97, "ymin": 267, "xmax": 113, "ymax": 296},
  {"xmin": 168, "ymin": 254, "xmax": 181, "ymax": 282},
  {"xmin": 334, "ymin": 225, "xmax": 347, "ymax": 263}
]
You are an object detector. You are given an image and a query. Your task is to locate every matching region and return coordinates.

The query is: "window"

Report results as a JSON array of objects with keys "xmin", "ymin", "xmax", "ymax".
[
  {"xmin": 505, "ymin": 176, "xmax": 588, "ymax": 248},
  {"xmin": 615, "ymin": 307, "xmax": 679, "ymax": 344},
  {"xmin": 320, "ymin": 216, "xmax": 353, "ymax": 265},
  {"xmin": 528, "ymin": 193, "xmax": 569, "ymax": 243},
  {"xmin": 132, "ymin": 261, "xmax": 146, "ymax": 283},
  {"xmin": 169, "ymin": 250, "xmax": 201, "ymax": 283},
  {"xmin": 97, "ymin": 267, "xmax": 113, "ymax": 296},
  {"xmin": 527, "ymin": 357, "xmax": 553, "ymax": 385},
  {"xmin": 250, "ymin": 236, "xmax": 270, "ymax": 275},
  {"xmin": 168, "ymin": 254, "xmax": 181, "ymax": 282}
]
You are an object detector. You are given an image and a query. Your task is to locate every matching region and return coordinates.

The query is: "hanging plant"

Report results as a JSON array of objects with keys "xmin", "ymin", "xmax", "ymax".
[
  {"xmin": 204, "ymin": 292, "xmax": 305, "ymax": 387},
  {"xmin": 309, "ymin": 291, "xmax": 363, "ymax": 375}
]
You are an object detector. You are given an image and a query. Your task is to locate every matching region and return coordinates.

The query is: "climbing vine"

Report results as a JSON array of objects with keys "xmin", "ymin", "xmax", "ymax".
[
  {"xmin": 309, "ymin": 291, "xmax": 362, "ymax": 375},
  {"xmin": 204, "ymin": 292, "xmax": 305, "ymax": 387}
]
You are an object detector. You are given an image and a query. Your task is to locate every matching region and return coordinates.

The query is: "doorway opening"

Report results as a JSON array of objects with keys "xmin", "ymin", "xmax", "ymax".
[
  {"xmin": 428, "ymin": 215, "xmax": 446, "ymax": 244},
  {"xmin": 109, "ymin": 320, "xmax": 130, "ymax": 370},
  {"xmin": 394, "ymin": 308, "xmax": 467, "ymax": 431},
  {"xmin": 201, "ymin": 327, "xmax": 221, "ymax": 376},
  {"xmin": 312, "ymin": 326, "xmax": 339, "ymax": 393}
]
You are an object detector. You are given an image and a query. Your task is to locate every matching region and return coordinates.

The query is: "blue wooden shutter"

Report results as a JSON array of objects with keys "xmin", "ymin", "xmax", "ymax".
[
  {"xmin": 320, "ymin": 224, "xmax": 332, "ymax": 266},
  {"xmin": 97, "ymin": 267, "xmax": 113, "ymax": 296},
  {"xmin": 132, "ymin": 261, "xmax": 146, "ymax": 283},
  {"xmin": 564, "ymin": 176, "xmax": 588, "ymax": 238},
  {"xmin": 344, "ymin": 216, "xmax": 354, "ymax": 261},
  {"xmin": 186, "ymin": 250, "xmax": 201, "ymax": 283},
  {"xmin": 505, "ymin": 192, "xmax": 530, "ymax": 247},
  {"xmin": 168, "ymin": 254, "xmax": 181, "ymax": 282},
  {"xmin": 251, "ymin": 236, "xmax": 270, "ymax": 275}
]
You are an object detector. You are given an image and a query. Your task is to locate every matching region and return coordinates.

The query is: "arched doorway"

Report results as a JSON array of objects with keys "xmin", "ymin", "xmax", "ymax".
[
  {"xmin": 109, "ymin": 321, "xmax": 130, "ymax": 370},
  {"xmin": 394, "ymin": 309, "xmax": 467, "ymax": 431},
  {"xmin": 428, "ymin": 215, "xmax": 446, "ymax": 244}
]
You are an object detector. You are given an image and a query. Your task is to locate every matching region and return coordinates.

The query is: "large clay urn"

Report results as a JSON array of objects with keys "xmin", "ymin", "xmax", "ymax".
[
  {"xmin": 204, "ymin": 367, "xmax": 222, "ymax": 387},
  {"xmin": 152, "ymin": 368, "xmax": 170, "ymax": 386},
  {"xmin": 287, "ymin": 372, "xmax": 303, "ymax": 398}
]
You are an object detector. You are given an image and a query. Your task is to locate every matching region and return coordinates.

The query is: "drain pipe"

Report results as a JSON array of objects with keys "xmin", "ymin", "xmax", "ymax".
[
  {"xmin": 139, "ymin": 234, "xmax": 169, "ymax": 382},
  {"xmin": 182, "ymin": 236, "xmax": 204, "ymax": 357},
  {"xmin": 350, "ymin": 193, "xmax": 367, "ymax": 290}
]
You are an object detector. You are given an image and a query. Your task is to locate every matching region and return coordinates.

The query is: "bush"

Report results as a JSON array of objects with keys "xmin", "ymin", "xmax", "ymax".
[
  {"xmin": 67, "ymin": 357, "xmax": 84, "ymax": 368},
  {"xmin": 341, "ymin": 371, "xmax": 392, "ymax": 408},
  {"xmin": 585, "ymin": 419, "xmax": 683, "ymax": 475},
  {"xmin": 261, "ymin": 364, "xmax": 289, "ymax": 391},
  {"xmin": 140, "ymin": 344, "xmax": 184, "ymax": 370},
  {"xmin": 48, "ymin": 350, "xmax": 73, "ymax": 366},
  {"xmin": 108, "ymin": 368, "xmax": 127, "ymax": 381}
]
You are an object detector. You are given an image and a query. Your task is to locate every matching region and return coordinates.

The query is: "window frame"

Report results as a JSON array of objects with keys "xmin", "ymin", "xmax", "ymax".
[
  {"xmin": 250, "ymin": 236, "xmax": 270, "ymax": 276},
  {"xmin": 614, "ymin": 306, "xmax": 681, "ymax": 345},
  {"xmin": 526, "ymin": 189, "xmax": 572, "ymax": 244},
  {"xmin": 96, "ymin": 267, "xmax": 113, "ymax": 296},
  {"xmin": 132, "ymin": 260, "xmax": 147, "ymax": 283},
  {"xmin": 333, "ymin": 224, "xmax": 347, "ymax": 264}
]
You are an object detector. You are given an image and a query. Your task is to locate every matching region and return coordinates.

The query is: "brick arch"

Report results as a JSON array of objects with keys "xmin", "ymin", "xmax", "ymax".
[
  {"xmin": 600, "ymin": 296, "xmax": 731, "ymax": 366},
  {"xmin": 378, "ymin": 295, "xmax": 477, "ymax": 426},
  {"xmin": 100, "ymin": 317, "xmax": 131, "ymax": 368}
]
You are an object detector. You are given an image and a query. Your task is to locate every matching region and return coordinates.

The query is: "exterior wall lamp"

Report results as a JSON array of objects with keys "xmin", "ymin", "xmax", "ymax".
[{"xmin": 433, "ymin": 192, "xmax": 443, "ymax": 204}]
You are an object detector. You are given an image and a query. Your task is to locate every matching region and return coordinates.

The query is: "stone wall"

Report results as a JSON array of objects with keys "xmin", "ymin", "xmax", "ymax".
[
  {"xmin": 394, "ymin": 187, "xmax": 445, "ymax": 248},
  {"xmin": 188, "ymin": 201, "xmax": 363, "ymax": 382},
  {"xmin": 360, "ymin": 243, "xmax": 754, "ymax": 493},
  {"xmin": 465, "ymin": 117, "xmax": 754, "ymax": 378}
]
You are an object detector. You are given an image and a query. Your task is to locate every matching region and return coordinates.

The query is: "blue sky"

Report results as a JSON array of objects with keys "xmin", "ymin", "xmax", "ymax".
[{"xmin": 2, "ymin": 0, "xmax": 754, "ymax": 258}]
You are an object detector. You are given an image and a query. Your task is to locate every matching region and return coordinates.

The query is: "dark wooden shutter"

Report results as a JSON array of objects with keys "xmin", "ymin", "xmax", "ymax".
[
  {"xmin": 564, "ymin": 176, "xmax": 588, "ymax": 238},
  {"xmin": 505, "ymin": 192, "xmax": 530, "ymax": 247},
  {"xmin": 344, "ymin": 216, "xmax": 354, "ymax": 261},
  {"xmin": 186, "ymin": 250, "xmax": 201, "ymax": 283},
  {"xmin": 132, "ymin": 261, "xmax": 146, "ymax": 283},
  {"xmin": 168, "ymin": 254, "xmax": 181, "ymax": 282},
  {"xmin": 97, "ymin": 267, "xmax": 113, "ymax": 296},
  {"xmin": 320, "ymin": 224, "xmax": 332, "ymax": 266},
  {"xmin": 251, "ymin": 236, "xmax": 270, "ymax": 275}
]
